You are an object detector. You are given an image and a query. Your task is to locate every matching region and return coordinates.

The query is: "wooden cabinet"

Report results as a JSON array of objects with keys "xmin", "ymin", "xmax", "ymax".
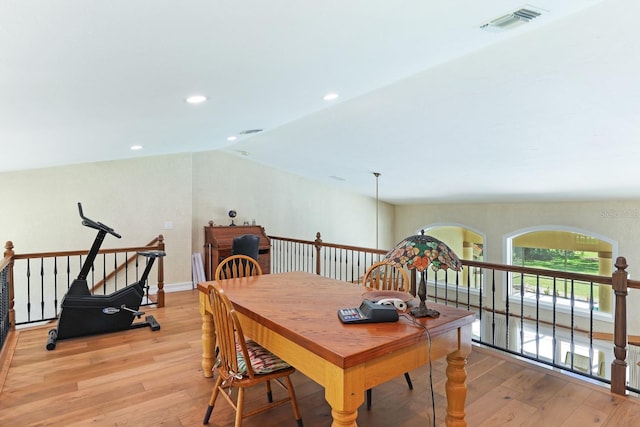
[{"xmin": 203, "ymin": 222, "xmax": 271, "ymax": 280}]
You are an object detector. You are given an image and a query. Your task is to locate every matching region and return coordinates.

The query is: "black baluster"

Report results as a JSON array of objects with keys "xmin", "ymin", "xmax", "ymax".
[
  {"xmin": 589, "ymin": 280, "xmax": 595, "ymax": 376},
  {"xmin": 113, "ymin": 252, "xmax": 118, "ymax": 291},
  {"xmin": 552, "ymin": 276, "xmax": 557, "ymax": 368},
  {"xmin": 40, "ymin": 257, "xmax": 45, "ymax": 319},
  {"xmin": 135, "ymin": 254, "xmax": 140, "ymax": 282},
  {"xmin": 102, "ymin": 252, "xmax": 107, "ymax": 295},
  {"xmin": 125, "ymin": 252, "xmax": 129, "ymax": 285},
  {"xmin": 519, "ymin": 272, "xmax": 525, "ymax": 355},
  {"xmin": 503, "ymin": 270, "xmax": 509, "ymax": 348},
  {"xmin": 54, "ymin": 257, "xmax": 59, "ymax": 314},
  {"xmin": 66, "ymin": 256, "xmax": 71, "ymax": 290},
  {"xmin": 535, "ymin": 275, "xmax": 540, "ymax": 359},
  {"xmin": 26, "ymin": 259, "xmax": 31, "ymax": 322},
  {"xmin": 477, "ymin": 267, "xmax": 483, "ymax": 341},
  {"xmin": 490, "ymin": 269, "xmax": 496, "ymax": 346},
  {"xmin": 569, "ymin": 279, "xmax": 576, "ymax": 371}
]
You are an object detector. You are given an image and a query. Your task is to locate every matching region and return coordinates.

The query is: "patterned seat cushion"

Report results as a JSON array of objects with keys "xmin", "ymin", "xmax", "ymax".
[{"xmin": 236, "ymin": 339, "xmax": 291, "ymax": 374}]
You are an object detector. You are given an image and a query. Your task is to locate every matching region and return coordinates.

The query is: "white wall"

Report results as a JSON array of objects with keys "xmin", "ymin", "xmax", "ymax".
[
  {"xmin": 191, "ymin": 150, "xmax": 395, "ymax": 253},
  {"xmin": 0, "ymin": 150, "xmax": 394, "ymax": 289},
  {"xmin": 0, "ymin": 154, "xmax": 193, "ymax": 284}
]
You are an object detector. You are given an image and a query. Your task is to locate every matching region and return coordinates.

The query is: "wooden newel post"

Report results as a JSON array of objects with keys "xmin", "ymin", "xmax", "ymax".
[
  {"xmin": 611, "ymin": 256, "xmax": 628, "ymax": 395},
  {"xmin": 314, "ymin": 232, "xmax": 322, "ymax": 276},
  {"xmin": 4, "ymin": 241, "xmax": 15, "ymax": 331},
  {"xmin": 156, "ymin": 234, "xmax": 165, "ymax": 308}
]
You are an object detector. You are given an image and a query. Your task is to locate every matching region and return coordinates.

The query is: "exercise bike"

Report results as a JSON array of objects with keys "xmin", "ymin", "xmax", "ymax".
[{"xmin": 46, "ymin": 203, "xmax": 165, "ymax": 350}]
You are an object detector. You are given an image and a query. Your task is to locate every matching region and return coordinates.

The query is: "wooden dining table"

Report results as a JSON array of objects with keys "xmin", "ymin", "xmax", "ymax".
[{"xmin": 197, "ymin": 271, "xmax": 475, "ymax": 427}]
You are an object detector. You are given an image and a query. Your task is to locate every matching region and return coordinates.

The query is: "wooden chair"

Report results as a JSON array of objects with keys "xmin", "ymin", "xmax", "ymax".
[
  {"xmin": 362, "ymin": 261, "xmax": 411, "ymax": 292},
  {"xmin": 203, "ymin": 283, "xmax": 303, "ymax": 426},
  {"xmin": 215, "ymin": 255, "xmax": 262, "ymax": 281},
  {"xmin": 362, "ymin": 261, "xmax": 413, "ymax": 410}
]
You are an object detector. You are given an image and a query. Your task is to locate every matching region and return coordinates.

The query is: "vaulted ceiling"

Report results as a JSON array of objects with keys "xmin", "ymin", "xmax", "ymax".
[{"xmin": 2, "ymin": 0, "xmax": 636, "ymax": 204}]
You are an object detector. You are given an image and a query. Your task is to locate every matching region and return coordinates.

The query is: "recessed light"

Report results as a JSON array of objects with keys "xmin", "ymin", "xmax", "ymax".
[
  {"xmin": 323, "ymin": 93, "xmax": 339, "ymax": 101},
  {"xmin": 130, "ymin": 145, "xmax": 143, "ymax": 150},
  {"xmin": 227, "ymin": 136, "xmax": 237, "ymax": 141},
  {"xmin": 186, "ymin": 95, "xmax": 207, "ymax": 104}
]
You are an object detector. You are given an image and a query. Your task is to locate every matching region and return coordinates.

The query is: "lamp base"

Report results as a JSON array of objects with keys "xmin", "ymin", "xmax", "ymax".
[
  {"xmin": 410, "ymin": 305, "xmax": 440, "ymax": 318},
  {"xmin": 411, "ymin": 272, "xmax": 440, "ymax": 318}
]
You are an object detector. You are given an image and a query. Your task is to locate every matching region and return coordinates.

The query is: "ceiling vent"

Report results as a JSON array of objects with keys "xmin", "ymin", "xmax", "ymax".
[
  {"xmin": 480, "ymin": 6, "xmax": 543, "ymax": 32},
  {"xmin": 239, "ymin": 129, "xmax": 263, "ymax": 135}
]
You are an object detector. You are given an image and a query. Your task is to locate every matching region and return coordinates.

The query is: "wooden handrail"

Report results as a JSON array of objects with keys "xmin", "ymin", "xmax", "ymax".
[
  {"xmin": 270, "ymin": 232, "xmax": 387, "ymax": 280},
  {"xmin": 270, "ymin": 233, "xmax": 388, "ymax": 256},
  {"xmin": 12, "ymin": 244, "xmax": 161, "ymax": 260},
  {"xmin": 462, "ymin": 259, "xmax": 617, "ymax": 285},
  {"xmin": 9, "ymin": 236, "xmax": 165, "ymax": 307}
]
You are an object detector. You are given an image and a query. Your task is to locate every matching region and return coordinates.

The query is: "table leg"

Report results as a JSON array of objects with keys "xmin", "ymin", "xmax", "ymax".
[
  {"xmin": 444, "ymin": 350, "xmax": 469, "ymax": 427},
  {"xmin": 199, "ymin": 292, "xmax": 216, "ymax": 378},
  {"xmin": 330, "ymin": 408, "xmax": 359, "ymax": 427},
  {"xmin": 324, "ymin": 365, "xmax": 363, "ymax": 427}
]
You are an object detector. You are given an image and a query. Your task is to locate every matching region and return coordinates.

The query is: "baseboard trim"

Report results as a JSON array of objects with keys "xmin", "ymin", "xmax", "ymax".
[{"xmin": 148, "ymin": 281, "xmax": 193, "ymax": 295}]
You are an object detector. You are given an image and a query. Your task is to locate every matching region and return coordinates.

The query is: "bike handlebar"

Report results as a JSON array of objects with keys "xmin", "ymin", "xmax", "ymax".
[{"xmin": 77, "ymin": 202, "xmax": 122, "ymax": 239}]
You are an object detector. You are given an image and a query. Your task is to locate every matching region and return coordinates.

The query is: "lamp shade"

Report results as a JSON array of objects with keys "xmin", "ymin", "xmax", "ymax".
[{"xmin": 383, "ymin": 234, "xmax": 462, "ymax": 272}]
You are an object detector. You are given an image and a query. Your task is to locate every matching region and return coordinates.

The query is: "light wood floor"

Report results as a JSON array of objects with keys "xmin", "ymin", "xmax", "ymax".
[{"xmin": 1, "ymin": 289, "xmax": 640, "ymax": 426}]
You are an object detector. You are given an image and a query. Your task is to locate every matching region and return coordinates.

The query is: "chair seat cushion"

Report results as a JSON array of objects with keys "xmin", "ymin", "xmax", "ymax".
[{"xmin": 237, "ymin": 340, "xmax": 291, "ymax": 374}]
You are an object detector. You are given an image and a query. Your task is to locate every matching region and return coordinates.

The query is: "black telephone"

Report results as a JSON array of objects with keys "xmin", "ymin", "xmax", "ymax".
[{"xmin": 338, "ymin": 300, "xmax": 399, "ymax": 324}]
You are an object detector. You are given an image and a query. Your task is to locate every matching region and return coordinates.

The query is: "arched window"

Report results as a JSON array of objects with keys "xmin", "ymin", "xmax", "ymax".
[{"xmin": 506, "ymin": 227, "xmax": 616, "ymax": 314}]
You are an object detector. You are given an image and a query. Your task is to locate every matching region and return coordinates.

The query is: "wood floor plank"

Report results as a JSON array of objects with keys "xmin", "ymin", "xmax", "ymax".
[
  {"xmin": 477, "ymin": 398, "xmax": 538, "ymax": 426},
  {"xmin": 519, "ymin": 373, "xmax": 568, "ymax": 408},
  {"xmin": 525, "ymin": 393, "xmax": 586, "ymax": 426},
  {"xmin": 501, "ymin": 366, "xmax": 548, "ymax": 394},
  {"xmin": 602, "ymin": 399, "xmax": 640, "ymax": 426},
  {"xmin": 465, "ymin": 384, "xmax": 525, "ymax": 426},
  {"xmin": 558, "ymin": 404, "xmax": 608, "ymax": 427}
]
